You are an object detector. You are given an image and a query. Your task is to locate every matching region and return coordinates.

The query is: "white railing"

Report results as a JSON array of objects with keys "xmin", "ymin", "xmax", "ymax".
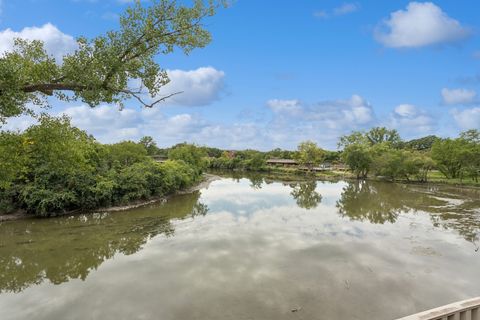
[{"xmin": 396, "ymin": 297, "xmax": 480, "ymax": 320}]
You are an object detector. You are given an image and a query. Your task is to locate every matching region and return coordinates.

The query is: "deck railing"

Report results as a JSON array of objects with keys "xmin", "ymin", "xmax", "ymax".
[{"xmin": 396, "ymin": 297, "xmax": 480, "ymax": 320}]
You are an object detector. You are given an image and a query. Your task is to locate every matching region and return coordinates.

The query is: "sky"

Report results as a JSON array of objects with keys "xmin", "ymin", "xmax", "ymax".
[{"xmin": 1, "ymin": 0, "xmax": 480, "ymax": 150}]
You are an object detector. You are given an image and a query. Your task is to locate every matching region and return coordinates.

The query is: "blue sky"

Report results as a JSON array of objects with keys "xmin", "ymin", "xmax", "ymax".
[{"xmin": 1, "ymin": 0, "xmax": 480, "ymax": 150}]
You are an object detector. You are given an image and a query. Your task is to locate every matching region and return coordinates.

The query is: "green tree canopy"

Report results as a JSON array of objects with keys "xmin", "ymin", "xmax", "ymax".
[
  {"xmin": 139, "ymin": 136, "xmax": 159, "ymax": 155},
  {"xmin": 0, "ymin": 0, "xmax": 226, "ymax": 123},
  {"xmin": 366, "ymin": 127, "xmax": 401, "ymax": 146},
  {"xmin": 168, "ymin": 143, "xmax": 207, "ymax": 173},
  {"xmin": 404, "ymin": 135, "xmax": 440, "ymax": 151},
  {"xmin": 296, "ymin": 141, "xmax": 325, "ymax": 171},
  {"xmin": 338, "ymin": 127, "xmax": 402, "ymax": 149},
  {"xmin": 341, "ymin": 144, "xmax": 372, "ymax": 179}
]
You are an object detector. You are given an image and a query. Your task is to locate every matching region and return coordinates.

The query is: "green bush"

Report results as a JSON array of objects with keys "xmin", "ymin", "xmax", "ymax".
[{"xmin": 0, "ymin": 116, "xmax": 204, "ymax": 216}]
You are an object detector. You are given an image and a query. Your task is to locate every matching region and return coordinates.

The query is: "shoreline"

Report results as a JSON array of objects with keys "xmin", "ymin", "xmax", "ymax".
[
  {"xmin": 1, "ymin": 171, "xmax": 478, "ymax": 223},
  {"xmin": 0, "ymin": 174, "xmax": 221, "ymax": 223}
]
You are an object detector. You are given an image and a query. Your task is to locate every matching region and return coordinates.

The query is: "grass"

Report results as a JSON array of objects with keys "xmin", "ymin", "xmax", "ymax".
[{"xmin": 426, "ymin": 171, "xmax": 480, "ymax": 187}]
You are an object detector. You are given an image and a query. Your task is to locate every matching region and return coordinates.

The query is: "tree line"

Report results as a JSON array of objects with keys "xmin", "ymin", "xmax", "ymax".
[
  {"xmin": 1, "ymin": 118, "xmax": 478, "ymax": 217},
  {"xmin": 339, "ymin": 127, "xmax": 480, "ymax": 183},
  {"xmin": 188, "ymin": 126, "xmax": 480, "ymax": 185}
]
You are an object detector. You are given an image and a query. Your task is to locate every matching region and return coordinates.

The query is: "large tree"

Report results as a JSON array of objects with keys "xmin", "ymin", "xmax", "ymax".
[
  {"xmin": 0, "ymin": 0, "xmax": 226, "ymax": 123},
  {"xmin": 296, "ymin": 141, "xmax": 325, "ymax": 171}
]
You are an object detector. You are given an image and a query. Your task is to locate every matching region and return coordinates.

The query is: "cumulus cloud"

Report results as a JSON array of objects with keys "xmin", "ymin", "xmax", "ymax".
[
  {"xmin": 451, "ymin": 108, "xmax": 480, "ymax": 130},
  {"xmin": 158, "ymin": 67, "xmax": 225, "ymax": 107},
  {"xmin": 308, "ymin": 95, "xmax": 375, "ymax": 128},
  {"xmin": 441, "ymin": 88, "xmax": 477, "ymax": 105},
  {"xmin": 0, "ymin": 23, "xmax": 77, "ymax": 61},
  {"xmin": 389, "ymin": 104, "xmax": 435, "ymax": 135},
  {"xmin": 51, "ymin": 104, "xmax": 262, "ymax": 149},
  {"xmin": 375, "ymin": 2, "xmax": 469, "ymax": 48},
  {"xmin": 2, "ymin": 94, "xmax": 377, "ymax": 150},
  {"xmin": 63, "ymin": 105, "xmax": 141, "ymax": 142},
  {"xmin": 264, "ymin": 95, "xmax": 376, "ymax": 149}
]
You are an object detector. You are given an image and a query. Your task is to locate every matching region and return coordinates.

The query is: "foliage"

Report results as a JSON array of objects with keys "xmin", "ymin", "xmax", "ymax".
[
  {"xmin": 139, "ymin": 136, "xmax": 159, "ymax": 155},
  {"xmin": 404, "ymin": 135, "xmax": 439, "ymax": 151},
  {"xmin": 106, "ymin": 141, "xmax": 148, "ymax": 167},
  {"xmin": 365, "ymin": 127, "xmax": 401, "ymax": 147},
  {"xmin": 0, "ymin": 116, "xmax": 203, "ymax": 216},
  {"xmin": 342, "ymin": 144, "xmax": 372, "ymax": 179},
  {"xmin": 0, "ymin": 0, "xmax": 226, "ymax": 123},
  {"xmin": 295, "ymin": 141, "xmax": 325, "ymax": 171},
  {"xmin": 168, "ymin": 143, "xmax": 207, "ymax": 175},
  {"xmin": 339, "ymin": 127, "xmax": 401, "ymax": 148},
  {"xmin": 431, "ymin": 138, "xmax": 467, "ymax": 179},
  {"xmin": 265, "ymin": 148, "xmax": 296, "ymax": 160},
  {"xmin": 207, "ymin": 149, "xmax": 267, "ymax": 171}
]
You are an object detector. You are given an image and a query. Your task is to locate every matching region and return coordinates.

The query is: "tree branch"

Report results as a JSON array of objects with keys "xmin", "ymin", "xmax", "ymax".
[
  {"xmin": 21, "ymin": 82, "xmax": 182, "ymax": 108},
  {"xmin": 121, "ymin": 89, "xmax": 183, "ymax": 108}
]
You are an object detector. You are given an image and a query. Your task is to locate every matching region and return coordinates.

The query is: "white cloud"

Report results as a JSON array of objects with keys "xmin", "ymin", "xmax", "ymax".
[
  {"xmin": 394, "ymin": 104, "xmax": 417, "ymax": 117},
  {"xmin": 451, "ymin": 108, "xmax": 480, "ymax": 130},
  {"xmin": 55, "ymin": 105, "xmax": 254, "ymax": 148},
  {"xmin": 267, "ymin": 99, "xmax": 302, "ymax": 115},
  {"xmin": 441, "ymin": 88, "xmax": 477, "ymax": 105},
  {"xmin": 390, "ymin": 104, "xmax": 435, "ymax": 135},
  {"xmin": 333, "ymin": 3, "xmax": 359, "ymax": 16},
  {"xmin": 2, "ymin": 95, "xmax": 376, "ymax": 150},
  {"xmin": 63, "ymin": 105, "xmax": 141, "ymax": 142},
  {"xmin": 159, "ymin": 67, "xmax": 225, "ymax": 107},
  {"xmin": 375, "ymin": 2, "xmax": 469, "ymax": 48},
  {"xmin": 0, "ymin": 23, "xmax": 77, "ymax": 61},
  {"xmin": 308, "ymin": 95, "xmax": 375, "ymax": 127},
  {"xmin": 1, "ymin": 96, "xmax": 443, "ymax": 151},
  {"xmin": 263, "ymin": 95, "xmax": 376, "ymax": 149}
]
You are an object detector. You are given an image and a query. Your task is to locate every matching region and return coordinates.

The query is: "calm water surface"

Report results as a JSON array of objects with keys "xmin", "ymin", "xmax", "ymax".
[{"xmin": 1, "ymin": 175, "xmax": 480, "ymax": 320}]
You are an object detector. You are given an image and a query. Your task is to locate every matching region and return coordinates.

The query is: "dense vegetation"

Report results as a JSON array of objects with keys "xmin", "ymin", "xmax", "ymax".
[
  {"xmin": 198, "ymin": 127, "xmax": 480, "ymax": 185},
  {"xmin": 339, "ymin": 127, "xmax": 480, "ymax": 183},
  {"xmin": 0, "ymin": 116, "xmax": 205, "ymax": 217}
]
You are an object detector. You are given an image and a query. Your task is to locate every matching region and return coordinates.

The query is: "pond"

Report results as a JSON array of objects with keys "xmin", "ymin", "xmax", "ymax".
[{"xmin": 1, "ymin": 174, "xmax": 479, "ymax": 320}]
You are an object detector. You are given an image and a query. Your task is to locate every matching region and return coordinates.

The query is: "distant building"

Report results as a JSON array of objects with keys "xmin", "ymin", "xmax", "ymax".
[
  {"xmin": 267, "ymin": 159, "xmax": 346, "ymax": 172},
  {"xmin": 266, "ymin": 159, "xmax": 299, "ymax": 166}
]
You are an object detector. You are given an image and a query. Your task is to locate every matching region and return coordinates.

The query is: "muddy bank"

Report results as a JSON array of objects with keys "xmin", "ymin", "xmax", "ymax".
[{"xmin": 0, "ymin": 174, "xmax": 221, "ymax": 222}]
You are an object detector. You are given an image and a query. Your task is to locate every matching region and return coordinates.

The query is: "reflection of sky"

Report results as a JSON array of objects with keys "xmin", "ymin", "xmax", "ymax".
[
  {"xmin": 200, "ymin": 178, "xmax": 347, "ymax": 216},
  {"xmin": 1, "ymin": 178, "xmax": 480, "ymax": 320}
]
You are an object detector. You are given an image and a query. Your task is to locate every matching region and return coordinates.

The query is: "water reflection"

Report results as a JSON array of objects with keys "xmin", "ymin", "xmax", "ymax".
[
  {"xmin": 1, "ymin": 176, "xmax": 480, "ymax": 320},
  {"xmin": 290, "ymin": 182, "xmax": 322, "ymax": 209},
  {"xmin": 336, "ymin": 180, "xmax": 480, "ymax": 243},
  {"xmin": 0, "ymin": 192, "xmax": 206, "ymax": 293}
]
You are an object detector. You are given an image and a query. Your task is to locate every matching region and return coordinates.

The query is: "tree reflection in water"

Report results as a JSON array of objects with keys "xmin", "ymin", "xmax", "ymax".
[
  {"xmin": 336, "ymin": 180, "xmax": 480, "ymax": 244},
  {"xmin": 0, "ymin": 191, "xmax": 207, "ymax": 293},
  {"xmin": 290, "ymin": 182, "xmax": 322, "ymax": 210}
]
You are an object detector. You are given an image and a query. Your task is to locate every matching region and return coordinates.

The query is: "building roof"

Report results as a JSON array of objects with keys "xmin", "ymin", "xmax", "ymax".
[{"xmin": 266, "ymin": 159, "xmax": 298, "ymax": 164}]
